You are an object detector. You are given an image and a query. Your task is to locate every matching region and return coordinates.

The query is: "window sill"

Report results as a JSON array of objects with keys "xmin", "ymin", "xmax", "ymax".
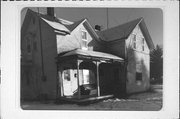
[{"xmin": 136, "ymin": 81, "xmax": 142, "ymax": 85}]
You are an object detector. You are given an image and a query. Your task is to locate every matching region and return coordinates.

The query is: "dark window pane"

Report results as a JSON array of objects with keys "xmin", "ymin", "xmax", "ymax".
[
  {"xmin": 136, "ymin": 72, "xmax": 142, "ymax": 81},
  {"xmin": 132, "ymin": 34, "xmax": 136, "ymax": 49},
  {"xmin": 142, "ymin": 38, "xmax": 145, "ymax": 51}
]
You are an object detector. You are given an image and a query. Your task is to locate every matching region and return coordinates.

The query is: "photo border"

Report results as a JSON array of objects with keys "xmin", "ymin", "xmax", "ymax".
[{"xmin": 1, "ymin": 1, "xmax": 179, "ymax": 119}]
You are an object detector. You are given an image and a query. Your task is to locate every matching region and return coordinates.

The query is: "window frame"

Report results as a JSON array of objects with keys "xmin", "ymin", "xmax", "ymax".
[
  {"xmin": 81, "ymin": 30, "xmax": 88, "ymax": 50},
  {"xmin": 142, "ymin": 38, "xmax": 145, "ymax": 51},
  {"xmin": 132, "ymin": 34, "xmax": 136, "ymax": 49},
  {"xmin": 81, "ymin": 30, "xmax": 87, "ymax": 41},
  {"xmin": 136, "ymin": 72, "xmax": 142, "ymax": 81}
]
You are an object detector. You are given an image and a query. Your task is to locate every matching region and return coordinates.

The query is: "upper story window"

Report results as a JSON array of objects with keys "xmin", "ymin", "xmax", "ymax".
[
  {"xmin": 132, "ymin": 34, "xmax": 136, "ymax": 49},
  {"xmin": 136, "ymin": 60, "xmax": 143, "ymax": 82},
  {"xmin": 132, "ymin": 34, "xmax": 146, "ymax": 52},
  {"xmin": 81, "ymin": 30, "xmax": 88, "ymax": 50},
  {"xmin": 25, "ymin": 32, "xmax": 37, "ymax": 54},
  {"xmin": 142, "ymin": 38, "xmax": 145, "ymax": 51},
  {"xmin": 81, "ymin": 31, "xmax": 87, "ymax": 40}
]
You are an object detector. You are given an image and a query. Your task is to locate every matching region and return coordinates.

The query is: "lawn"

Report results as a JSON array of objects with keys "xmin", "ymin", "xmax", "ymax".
[{"xmin": 21, "ymin": 85, "xmax": 162, "ymax": 111}]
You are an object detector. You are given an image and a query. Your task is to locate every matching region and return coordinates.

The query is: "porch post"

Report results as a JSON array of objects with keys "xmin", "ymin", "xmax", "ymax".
[
  {"xmin": 96, "ymin": 62, "xmax": 100, "ymax": 96},
  {"xmin": 59, "ymin": 67, "xmax": 64, "ymax": 97},
  {"xmin": 77, "ymin": 60, "xmax": 81, "ymax": 99}
]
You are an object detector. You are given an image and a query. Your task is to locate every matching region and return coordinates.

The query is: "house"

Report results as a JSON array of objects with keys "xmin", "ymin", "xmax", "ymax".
[
  {"xmin": 97, "ymin": 17, "xmax": 154, "ymax": 94},
  {"xmin": 21, "ymin": 8, "xmax": 154, "ymax": 102}
]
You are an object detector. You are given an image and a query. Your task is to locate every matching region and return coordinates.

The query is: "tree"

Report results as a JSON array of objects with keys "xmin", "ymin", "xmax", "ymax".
[{"xmin": 150, "ymin": 45, "xmax": 163, "ymax": 84}]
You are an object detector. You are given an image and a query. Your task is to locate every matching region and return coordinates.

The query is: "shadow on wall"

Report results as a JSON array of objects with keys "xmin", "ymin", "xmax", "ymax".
[{"xmin": 126, "ymin": 47, "xmax": 151, "ymax": 93}]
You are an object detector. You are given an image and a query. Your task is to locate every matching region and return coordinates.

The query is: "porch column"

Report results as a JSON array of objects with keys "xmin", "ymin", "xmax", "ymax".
[
  {"xmin": 58, "ymin": 67, "xmax": 64, "ymax": 97},
  {"xmin": 96, "ymin": 62, "xmax": 100, "ymax": 96},
  {"xmin": 77, "ymin": 60, "xmax": 81, "ymax": 99}
]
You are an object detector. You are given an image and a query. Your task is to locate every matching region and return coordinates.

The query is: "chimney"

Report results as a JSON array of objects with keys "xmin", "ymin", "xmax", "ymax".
[
  {"xmin": 95, "ymin": 25, "xmax": 101, "ymax": 31},
  {"xmin": 47, "ymin": 7, "xmax": 54, "ymax": 17}
]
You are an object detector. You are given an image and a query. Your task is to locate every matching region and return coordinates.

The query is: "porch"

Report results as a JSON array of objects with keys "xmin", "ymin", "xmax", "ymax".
[{"xmin": 56, "ymin": 49, "xmax": 125, "ymax": 103}]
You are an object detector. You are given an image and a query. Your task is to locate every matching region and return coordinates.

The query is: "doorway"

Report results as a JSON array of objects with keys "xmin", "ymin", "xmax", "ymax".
[{"xmin": 99, "ymin": 63, "xmax": 124, "ymax": 97}]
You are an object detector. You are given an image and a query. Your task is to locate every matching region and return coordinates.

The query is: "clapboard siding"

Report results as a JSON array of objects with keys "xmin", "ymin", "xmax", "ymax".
[{"xmin": 126, "ymin": 25, "xmax": 150, "ymax": 94}]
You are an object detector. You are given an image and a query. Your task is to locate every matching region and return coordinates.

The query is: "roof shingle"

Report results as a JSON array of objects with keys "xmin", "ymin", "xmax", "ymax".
[{"xmin": 97, "ymin": 17, "xmax": 143, "ymax": 42}]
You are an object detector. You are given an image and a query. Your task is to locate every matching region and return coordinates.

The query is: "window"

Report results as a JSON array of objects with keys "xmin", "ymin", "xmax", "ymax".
[
  {"xmin": 62, "ymin": 64, "xmax": 96, "ymax": 96},
  {"xmin": 142, "ymin": 38, "xmax": 145, "ymax": 51},
  {"xmin": 81, "ymin": 31, "xmax": 87, "ymax": 40},
  {"xmin": 132, "ymin": 34, "xmax": 136, "ymax": 49},
  {"xmin": 136, "ymin": 60, "xmax": 143, "ymax": 82},
  {"xmin": 26, "ymin": 38, "xmax": 31, "ymax": 54},
  {"xmin": 136, "ymin": 72, "xmax": 142, "ymax": 81},
  {"xmin": 81, "ymin": 31, "xmax": 88, "ymax": 50}
]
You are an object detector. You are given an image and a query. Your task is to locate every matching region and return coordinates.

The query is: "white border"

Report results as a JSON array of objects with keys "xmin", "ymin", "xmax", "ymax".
[{"xmin": 1, "ymin": 1, "xmax": 179, "ymax": 119}]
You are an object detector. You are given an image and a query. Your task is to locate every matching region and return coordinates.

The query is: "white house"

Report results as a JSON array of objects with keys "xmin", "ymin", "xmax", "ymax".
[{"xmin": 21, "ymin": 9, "xmax": 154, "ymax": 102}]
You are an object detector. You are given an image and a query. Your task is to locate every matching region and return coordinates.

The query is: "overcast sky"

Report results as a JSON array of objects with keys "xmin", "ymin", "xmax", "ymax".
[{"xmin": 22, "ymin": 8, "xmax": 163, "ymax": 46}]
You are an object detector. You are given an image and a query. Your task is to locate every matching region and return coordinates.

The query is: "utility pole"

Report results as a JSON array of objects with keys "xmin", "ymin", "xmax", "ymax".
[{"xmin": 106, "ymin": 8, "xmax": 109, "ymax": 29}]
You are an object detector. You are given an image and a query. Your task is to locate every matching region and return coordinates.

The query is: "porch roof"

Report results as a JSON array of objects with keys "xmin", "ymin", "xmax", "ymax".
[{"xmin": 58, "ymin": 49, "xmax": 124, "ymax": 62}]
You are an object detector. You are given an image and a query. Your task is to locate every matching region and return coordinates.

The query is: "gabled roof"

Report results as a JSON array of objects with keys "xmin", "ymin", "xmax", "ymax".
[
  {"xmin": 21, "ymin": 9, "xmax": 36, "ymax": 38},
  {"xmin": 97, "ymin": 17, "xmax": 154, "ymax": 49},
  {"xmin": 64, "ymin": 18, "xmax": 100, "ymax": 40},
  {"xmin": 22, "ymin": 9, "xmax": 84, "ymax": 33},
  {"xmin": 40, "ymin": 15, "xmax": 85, "ymax": 34},
  {"xmin": 57, "ymin": 18, "xmax": 74, "ymax": 25},
  {"xmin": 22, "ymin": 9, "xmax": 100, "ymax": 39},
  {"xmin": 65, "ymin": 19, "xmax": 86, "ymax": 32},
  {"xmin": 139, "ymin": 19, "xmax": 154, "ymax": 49},
  {"xmin": 97, "ymin": 18, "xmax": 142, "ymax": 42},
  {"xmin": 41, "ymin": 17, "xmax": 70, "ymax": 34}
]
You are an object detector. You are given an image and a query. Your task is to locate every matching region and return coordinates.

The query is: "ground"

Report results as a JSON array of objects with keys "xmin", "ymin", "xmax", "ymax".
[{"xmin": 21, "ymin": 85, "xmax": 162, "ymax": 111}]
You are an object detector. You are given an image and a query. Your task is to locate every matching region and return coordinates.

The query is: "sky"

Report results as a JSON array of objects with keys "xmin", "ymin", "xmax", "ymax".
[{"xmin": 22, "ymin": 7, "xmax": 163, "ymax": 46}]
